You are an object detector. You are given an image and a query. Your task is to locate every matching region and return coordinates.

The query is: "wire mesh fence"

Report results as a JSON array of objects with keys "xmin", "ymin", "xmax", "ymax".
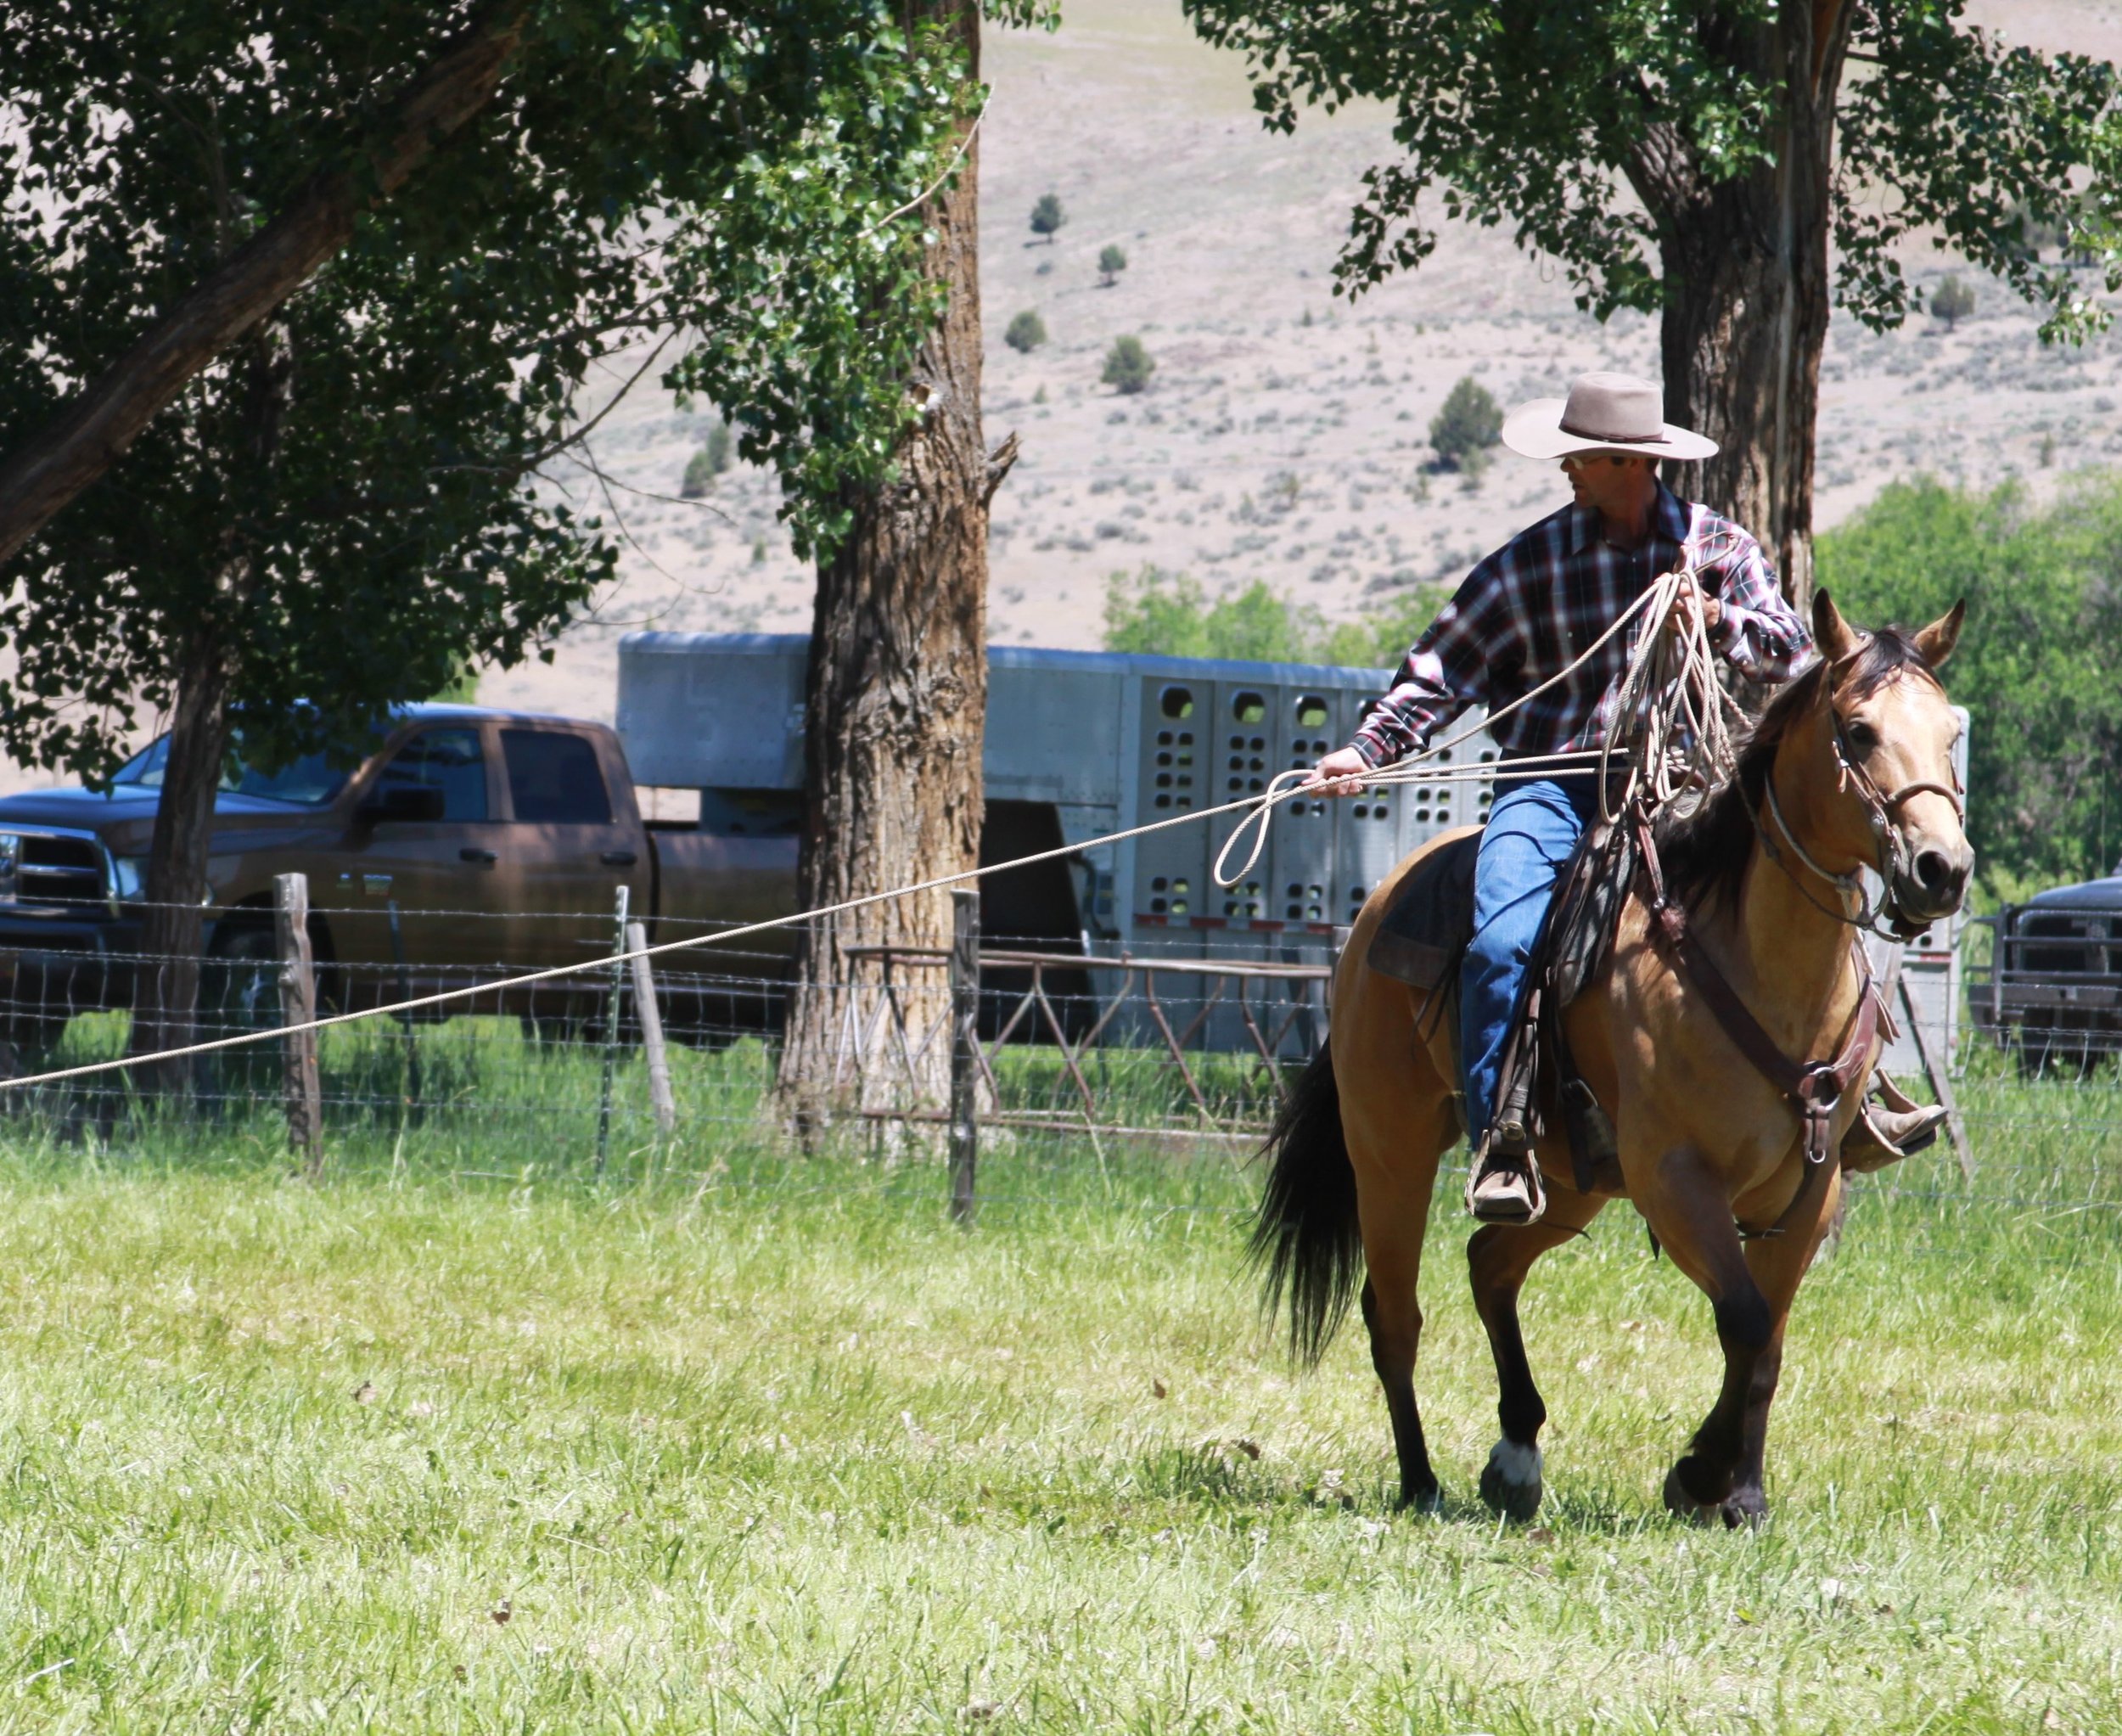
[{"xmin": 0, "ymin": 889, "xmax": 2118, "ymax": 1257}]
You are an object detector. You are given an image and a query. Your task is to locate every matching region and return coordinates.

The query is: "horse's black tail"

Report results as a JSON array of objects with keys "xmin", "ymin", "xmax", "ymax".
[{"xmin": 1249, "ymin": 1039, "xmax": 1363, "ymax": 1367}]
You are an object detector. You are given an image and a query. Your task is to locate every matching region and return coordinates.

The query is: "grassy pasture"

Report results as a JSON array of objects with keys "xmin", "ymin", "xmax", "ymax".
[{"xmin": 0, "ymin": 1040, "xmax": 2116, "ymax": 1731}]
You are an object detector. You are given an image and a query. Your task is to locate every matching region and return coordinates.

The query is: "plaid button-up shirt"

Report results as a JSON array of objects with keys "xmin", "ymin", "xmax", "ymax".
[{"xmin": 1350, "ymin": 484, "xmax": 1810, "ymax": 768}]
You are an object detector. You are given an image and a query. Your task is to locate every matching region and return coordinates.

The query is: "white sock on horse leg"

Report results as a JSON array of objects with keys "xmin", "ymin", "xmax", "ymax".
[{"xmin": 1486, "ymin": 1438, "xmax": 1542, "ymax": 1487}]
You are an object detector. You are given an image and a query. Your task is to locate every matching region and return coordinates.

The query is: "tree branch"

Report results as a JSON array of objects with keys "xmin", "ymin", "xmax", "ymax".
[{"xmin": 0, "ymin": 0, "xmax": 530, "ymax": 567}]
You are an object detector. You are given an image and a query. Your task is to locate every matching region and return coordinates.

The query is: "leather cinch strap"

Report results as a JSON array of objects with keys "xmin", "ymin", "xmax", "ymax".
[{"xmin": 1633, "ymin": 818, "xmax": 1881, "ymax": 1174}]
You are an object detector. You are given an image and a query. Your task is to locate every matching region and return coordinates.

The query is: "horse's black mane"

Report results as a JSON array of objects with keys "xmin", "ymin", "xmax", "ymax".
[{"xmin": 1653, "ymin": 626, "xmax": 1939, "ymax": 913}]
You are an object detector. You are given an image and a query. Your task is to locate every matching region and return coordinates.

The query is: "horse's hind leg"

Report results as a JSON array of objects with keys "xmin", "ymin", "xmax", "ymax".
[
  {"xmin": 1350, "ymin": 1104, "xmax": 1456, "ymax": 1512},
  {"xmin": 1468, "ymin": 1183, "xmax": 1608, "ymax": 1521},
  {"xmin": 1339, "ymin": 979, "xmax": 1459, "ymax": 1513}
]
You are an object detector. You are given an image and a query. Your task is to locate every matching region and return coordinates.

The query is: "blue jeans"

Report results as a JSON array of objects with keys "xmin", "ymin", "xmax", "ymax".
[{"xmin": 1461, "ymin": 775, "xmax": 1600, "ymax": 1148}]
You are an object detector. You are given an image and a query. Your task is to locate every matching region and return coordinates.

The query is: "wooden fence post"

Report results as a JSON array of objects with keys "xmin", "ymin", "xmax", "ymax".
[
  {"xmin": 594, "ymin": 882, "xmax": 630, "ymax": 1174},
  {"xmin": 274, "ymin": 872, "xmax": 323, "ymax": 1177},
  {"xmin": 948, "ymin": 888, "xmax": 980, "ymax": 1224},
  {"xmin": 626, "ymin": 918, "xmax": 676, "ymax": 1138}
]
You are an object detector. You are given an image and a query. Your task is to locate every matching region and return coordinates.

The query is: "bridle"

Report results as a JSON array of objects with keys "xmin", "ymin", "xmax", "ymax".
[{"xmin": 1755, "ymin": 651, "xmax": 1965, "ymax": 943}]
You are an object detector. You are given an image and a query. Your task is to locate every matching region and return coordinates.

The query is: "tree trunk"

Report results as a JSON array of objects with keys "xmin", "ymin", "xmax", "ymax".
[
  {"xmin": 0, "ymin": 1, "xmax": 526, "ymax": 568},
  {"xmin": 127, "ymin": 627, "xmax": 239, "ymax": 1096},
  {"xmin": 1642, "ymin": 0, "xmax": 1855, "ymax": 610},
  {"xmin": 126, "ymin": 322, "xmax": 295, "ymax": 1095},
  {"xmin": 775, "ymin": 1, "xmax": 1008, "ymax": 1148}
]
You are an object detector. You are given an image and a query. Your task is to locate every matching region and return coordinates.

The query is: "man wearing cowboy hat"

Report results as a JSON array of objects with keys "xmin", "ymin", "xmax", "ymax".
[{"xmin": 1306, "ymin": 371, "xmax": 1939, "ymax": 1223}]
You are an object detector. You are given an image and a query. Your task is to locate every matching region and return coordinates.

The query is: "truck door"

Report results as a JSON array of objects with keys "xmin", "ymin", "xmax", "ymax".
[
  {"xmin": 491, "ymin": 727, "xmax": 646, "ymax": 997},
  {"xmin": 333, "ymin": 724, "xmax": 505, "ymax": 995}
]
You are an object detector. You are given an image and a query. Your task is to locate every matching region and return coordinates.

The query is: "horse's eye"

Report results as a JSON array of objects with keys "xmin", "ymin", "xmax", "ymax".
[{"xmin": 1844, "ymin": 720, "xmax": 1879, "ymax": 756}]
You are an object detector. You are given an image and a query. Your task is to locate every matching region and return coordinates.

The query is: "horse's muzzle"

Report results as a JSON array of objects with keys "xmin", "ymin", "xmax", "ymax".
[{"xmin": 1891, "ymin": 838, "xmax": 1973, "ymax": 928}]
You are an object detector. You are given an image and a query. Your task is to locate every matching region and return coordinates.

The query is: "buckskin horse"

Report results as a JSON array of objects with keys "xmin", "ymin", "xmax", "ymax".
[{"xmin": 1253, "ymin": 592, "xmax": 1971, "ymax": 1525}]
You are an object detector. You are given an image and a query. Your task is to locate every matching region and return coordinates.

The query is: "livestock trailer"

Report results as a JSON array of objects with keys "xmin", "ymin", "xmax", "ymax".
[
  {"xmin": 617, "ymin": 634, "xmax": 1502, "ymax": 1051},
  {"xmin": 615, "ymin": 632, "xmax": 1964, "ymax": 1072}
]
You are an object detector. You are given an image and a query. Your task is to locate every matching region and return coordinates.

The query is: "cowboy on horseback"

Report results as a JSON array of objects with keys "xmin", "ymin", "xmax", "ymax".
[{"xmin": 1305, "ymin": 372, "xmax": 1940, "ymax": 1223}]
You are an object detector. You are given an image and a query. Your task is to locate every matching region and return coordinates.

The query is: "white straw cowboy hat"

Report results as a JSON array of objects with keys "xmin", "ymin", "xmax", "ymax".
[{"xmin": 1501, "ymin": 371, "xmax": 1719, "ymax": 463}]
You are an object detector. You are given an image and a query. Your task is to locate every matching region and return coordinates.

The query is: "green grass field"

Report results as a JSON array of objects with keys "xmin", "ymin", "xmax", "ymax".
[{"xmin": 0, "ymin": 1031, "xmax": 2118, "ymax": 1732}]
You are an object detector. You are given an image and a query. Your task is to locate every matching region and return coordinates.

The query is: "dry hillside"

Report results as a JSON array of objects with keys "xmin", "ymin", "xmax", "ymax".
[
  {"xmin": 14, "ymin": 2, "xmax": 2122, "ymax": 778},
  {"xmin": 477, "ymin": 0, "xmax": 2122, "ymax": 728}
]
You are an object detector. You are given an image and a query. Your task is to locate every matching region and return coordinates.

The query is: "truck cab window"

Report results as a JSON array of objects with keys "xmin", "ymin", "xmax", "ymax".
[
  {"xmin": 502, "ymin": 730, "xmax": 611, "ymax": 824},
  {"xmin": 377, "ymin": 728, "xmax": 488, "ymax": 820}
]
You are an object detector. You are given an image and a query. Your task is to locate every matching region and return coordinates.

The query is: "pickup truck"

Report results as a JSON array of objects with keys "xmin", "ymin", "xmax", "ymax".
[
  {"xmin": 1971, "ymin": 864, "xmax": 2122, "ymax": 1076},
  {"xmin": 0, "ymin": 704, "xmax": 797, "ymax": 1051}
]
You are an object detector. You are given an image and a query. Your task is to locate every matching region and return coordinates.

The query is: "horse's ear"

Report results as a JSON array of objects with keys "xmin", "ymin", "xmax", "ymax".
[
  {"xmin": 1811, "ymin": 587, "xmax": 1860, "ymax": 665},
  {"xmin": 1915, "ymin": 598, "xmax": 1965, "ymax": 669}
]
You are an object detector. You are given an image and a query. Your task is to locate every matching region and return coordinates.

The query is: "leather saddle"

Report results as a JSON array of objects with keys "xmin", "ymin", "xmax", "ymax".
[
  {"xmin": 1367, "ymin": 822, "xmax": 1633, "ymax": 1004},
  {"xmin": 1367, "ymin": 818, "xmax": 1636, "ymax": 1192}
]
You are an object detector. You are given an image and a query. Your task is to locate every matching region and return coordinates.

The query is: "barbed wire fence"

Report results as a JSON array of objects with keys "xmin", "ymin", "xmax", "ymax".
[{"xmin": 0, "ymin": 874, "xmax": 2118, "ymax": 1252}]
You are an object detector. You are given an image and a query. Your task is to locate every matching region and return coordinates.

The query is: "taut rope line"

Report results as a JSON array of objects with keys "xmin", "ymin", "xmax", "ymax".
[{"xmin": 0, "ymin": 558, "xmax": 1734, "ymax": 1096}]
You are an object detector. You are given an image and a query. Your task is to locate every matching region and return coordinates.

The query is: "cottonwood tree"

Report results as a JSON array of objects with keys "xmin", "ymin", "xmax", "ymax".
[
  {"xmin": 1185, "ymin": 0, "xmax": 2122, "ymax": 604},
  {"xmin": 0, "ymin": 2, "xmax": 971, "ymax": 1080},
  {"xmin": 773, "ymin": 0, "xmax": 1047, "ymax": 1142},
  {"xmin": 1820, "ymin": 475, "xmax": 2122, "ymax": 885}
]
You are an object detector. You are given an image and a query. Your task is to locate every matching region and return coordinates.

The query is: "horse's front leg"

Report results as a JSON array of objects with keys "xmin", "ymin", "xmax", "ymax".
[
  {"xmin": 1718, "ymin": 1161, "xmax": 1845, "ymax": 1525},
  {"xmin": 1631, "ymin": 1144, "xmax": 1788, "ymax": 1525},
  {"xmin": 1468, "ymin": 1182, "xmax": 1608, "ymax": 1521}
]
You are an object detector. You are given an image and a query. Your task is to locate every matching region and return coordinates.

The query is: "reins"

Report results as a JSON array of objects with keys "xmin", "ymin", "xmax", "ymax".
[
  {"xmin": 1608, "ymin": 528, "xmax": 1883, "ymax": 1217},
  {"xmin": 1629, "ymin": 637, "xmax": 1960, "ymax": 1233},
  {"xmin": 1633, "ymin": 812, "xmax": 1883, "ymax": 1235}
]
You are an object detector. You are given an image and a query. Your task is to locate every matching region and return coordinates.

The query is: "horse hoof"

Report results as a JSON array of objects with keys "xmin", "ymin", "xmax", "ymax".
[
  {"xmin": 1400, "ymin": 1483, "xmax": 1444, "ymax": 1516},
  {"xmin": 1479, "ymin": 1440, "xmax": 1544, "ymax": 1522},
  {"xmin": 1662, "ymin": 1461, "xmax": 1723, "ymax": 1526},
  {"xmin": 1719, "ymin": 1487, "xmax": 1770, "ymax": 1530}
]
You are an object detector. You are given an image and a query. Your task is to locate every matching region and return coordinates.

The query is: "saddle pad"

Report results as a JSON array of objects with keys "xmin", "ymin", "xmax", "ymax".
[{"xmin": 1367, "ymin": 830, "xmax": 1479, "ymax": 989}]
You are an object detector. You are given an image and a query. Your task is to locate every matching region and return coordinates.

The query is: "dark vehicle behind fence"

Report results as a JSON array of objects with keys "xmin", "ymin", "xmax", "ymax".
[
  {"xmin": 0, "ymin": 705, "xmax": 782, "ymax": 1052},
  {"xmin": 1970, "ymin": 866, "xmax": 2122, "ymax": 1075}
]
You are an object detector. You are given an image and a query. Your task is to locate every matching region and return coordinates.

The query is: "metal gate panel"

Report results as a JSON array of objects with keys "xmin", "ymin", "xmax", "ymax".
[
  {"xmin": 1123, "ymin": 671, "xmax": 1209, "ymax": 960},
  {"xmin": 1396, "ymin": 710, "xmax": 1499, "ymax": 861},
  {"xmin": 1206, "ymin": 677, "xmax": 1280, "ymax": 927},
  {"xmin": 1258, "ymin": 683, "xmax": 1341, "ymax": 939}
]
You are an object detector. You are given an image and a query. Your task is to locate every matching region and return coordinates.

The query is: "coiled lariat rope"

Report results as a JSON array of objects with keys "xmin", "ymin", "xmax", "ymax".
[
  {"xmin": 1212, "ymin": 540, "xmax": 1739, "ymax": 887},
  {"xmin": 0, "ymin": 551, "xmax": 1743, "ymax": 1097}
]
